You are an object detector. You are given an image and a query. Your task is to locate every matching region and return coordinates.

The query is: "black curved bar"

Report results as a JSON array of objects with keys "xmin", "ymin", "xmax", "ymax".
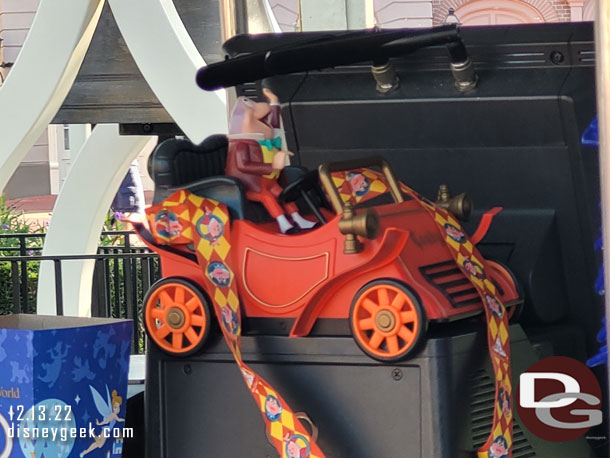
[{"xmin": 196, "ymin": 25, "xmax": 465, "ymax": 91}]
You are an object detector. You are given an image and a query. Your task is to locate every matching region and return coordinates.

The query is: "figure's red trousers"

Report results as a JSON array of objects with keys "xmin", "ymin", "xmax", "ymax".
[{"xmin": 246, "ymin": 178, "xmax": 298, "ymax": 219}]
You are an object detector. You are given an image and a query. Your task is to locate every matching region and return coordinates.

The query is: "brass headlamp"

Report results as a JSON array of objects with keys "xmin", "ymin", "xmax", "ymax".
[{"xmin": 436, "ymin": 184, "xmax": 473, "ymax": 221}]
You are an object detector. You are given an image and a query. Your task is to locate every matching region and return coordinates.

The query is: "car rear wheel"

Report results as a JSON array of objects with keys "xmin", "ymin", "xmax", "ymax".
[
  {"xmin": 350, "ymin": 280, "xmax": 426, "ymax": 362},
  {"xmin": 144, "ymin": 278, "xmax": 211, "ymax": 356}
]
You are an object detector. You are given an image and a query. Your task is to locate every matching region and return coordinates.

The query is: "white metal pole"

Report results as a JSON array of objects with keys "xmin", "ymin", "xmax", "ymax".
[{"xmin": 37, "ymin": 124, "xmax": 153, "ymax": 316}]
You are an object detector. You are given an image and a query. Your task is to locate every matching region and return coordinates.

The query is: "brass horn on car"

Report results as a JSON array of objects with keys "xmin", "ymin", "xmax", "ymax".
[
  {"xmin": 436, "ymin": 184, "xmax": 473, "ymax": 221},
  {"xmin": 338, "ymin": 202, "xmax": 380, "ymax": 254}
]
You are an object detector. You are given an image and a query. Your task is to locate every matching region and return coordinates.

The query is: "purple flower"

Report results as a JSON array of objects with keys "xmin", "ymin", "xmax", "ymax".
[
  {"xmin": 114, "ymin": 211, "xmax": 124, "ymax": 220},
  {"xmin": 1, "ymin": 223, "xmax": 8, "ymax": 230},
  {"xmin": 45, "ymin": 221, "xmax": 50, "ymax": 227},
  {"xmin": 27, "ymin": 250, "xmax": 34, "ymax": 256}
]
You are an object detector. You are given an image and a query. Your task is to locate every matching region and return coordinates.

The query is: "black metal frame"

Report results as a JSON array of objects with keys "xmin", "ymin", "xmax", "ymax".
[{"xmin": 0, "ymin": 232, "xmax": 161, "ymax": 353}]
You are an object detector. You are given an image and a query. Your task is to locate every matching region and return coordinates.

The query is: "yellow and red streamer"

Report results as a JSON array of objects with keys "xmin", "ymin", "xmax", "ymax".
[
  {"xmin": 332, "ymin": 169, "xmax": 513, "ymax": 458},
  {"xmin": 148, "ymin": 167, "xmax": 513, "ymax": 458},
  {"xmin": 147, "ymin": 189, "xmax": 325, "ymax": 458}
]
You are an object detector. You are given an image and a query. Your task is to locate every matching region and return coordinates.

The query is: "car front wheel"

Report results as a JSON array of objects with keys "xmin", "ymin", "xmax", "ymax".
[
  {"xmin": 350, "ymin": 279, "xmax": 426, "ymax": 362},
  {"xmin": 143, "ymin": 277, "xmax": 211, "ymax": 356}
]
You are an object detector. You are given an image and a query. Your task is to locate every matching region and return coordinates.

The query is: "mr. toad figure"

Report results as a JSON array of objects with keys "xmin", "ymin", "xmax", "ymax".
[{"xmin": 225, "ymin": 88, "xmax": 316, "ymax": 233}]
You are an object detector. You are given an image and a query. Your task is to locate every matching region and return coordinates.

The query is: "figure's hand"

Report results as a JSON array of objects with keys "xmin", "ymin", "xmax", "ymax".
[
  {"xmin": 96, "ymin": 419, "xmax": 101, "ymax": 425},
  {"xmin": 263, "ymin": 88, "xmax": 279, "ymax": 104},
  {"xmin": 272, "ymin": 150, "xmax": 293, "ymax": 170}
]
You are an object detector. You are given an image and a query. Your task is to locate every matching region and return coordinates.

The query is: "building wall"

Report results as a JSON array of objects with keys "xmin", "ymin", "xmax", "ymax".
[
  {"xmin": 583, "ymin": 0, "xmax": 595, "ymax": 21},
  {"xmin": 550, "ymin": 0, "xmax": 572, "ymax": 22},
  {"xmin": 0, "ymin": 0, "xmax": 52, "ymax": 199},
  {"xmin": 268, "ymin": 0, "xmax": 300, "ymax": 31},
  {"xmin": 374, "ymin": 0, "xmax": 594, "ymax": 26},
  {"xmin": 374, "ymin": 1, "xmax": 433, "ymax": 28},
  {"xmin": 0, "ymin": 0, "xmax": 38, "ymax": 79},
  {"xmin": 280, "ymin": 0, "xmax": 588, "ymax": 31}
]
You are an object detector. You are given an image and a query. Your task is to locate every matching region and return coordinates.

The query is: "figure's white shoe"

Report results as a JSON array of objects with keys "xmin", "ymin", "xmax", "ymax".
[
  {"xmin": 276, "ymin": 214, "xmax": 294, "ymax": 233},
  {"xmin": 291, "ymin": 212, "xmax": 316, "ymax": 229}
]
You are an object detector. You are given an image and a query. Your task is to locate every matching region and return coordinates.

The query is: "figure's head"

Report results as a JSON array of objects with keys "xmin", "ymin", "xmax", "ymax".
[
  {"xmin": 265, "ymin": 395, "xmax": 281, "ymax": 416},
  {"xmin": 347, "ymin": 172, "xmax": 370, "ymax": 197},
  {"xmin": 111, "ymin": 390, "xmax": 123, "ymax": 414},
  {"xmin": 208, "ymin": 217, "xmax": 223, "ymax": 238},
  {"xmin": 350, "ymin": 174, "xmax": 366, "ymax": 192},
  {"xmin": 487, "ymin": 296, "xmax": 501, "ymax": 315},
  {"xmin": 285, "ymin": 435, "xmax": 309, "ymax": 458},
  {"xmin": 502, "ymin": 397, "xmax": 510, "ymax": 414},
  {"xmin": 169, "ymin": 220, "xmax": 182, "ymax": 236},
  {"xmin": 286, "ymin": 441, "xmax": 299, "ymax": 458},
  {"xmin": 229, "ymin": 97, "xmax": 273, "ymax": 138},
  {"xmin": 444, "ymin": 224, "xmax": 464, "ymax": 241},
  {"xmin": 499, "ymin": 389, "xmax": 511, "ymax": 416},
  {"xmin": 489, "ymin": 435, "xmax": 508, "ymax": 458},
  {"xmin": 221, "ymin": 307, "xmax": 235, "ymax": 331},
  {"xmin": 463, "ymin": 259, "xmax": 478, "ymax": 277}
]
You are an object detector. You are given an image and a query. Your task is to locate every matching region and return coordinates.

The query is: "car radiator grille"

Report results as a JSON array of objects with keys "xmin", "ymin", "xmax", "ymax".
[{"xmin": 420, "ymin": 261, "xmax": 483, "ymax": 308}]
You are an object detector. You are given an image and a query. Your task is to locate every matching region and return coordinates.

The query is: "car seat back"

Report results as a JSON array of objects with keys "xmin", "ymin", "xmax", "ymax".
[
  {"xmin": 148, "ymin": 135, "xmax": 246, "ymax": 219},
  {"xmin": 148, "ymin": 135, "xmax": 320, "ymax": 224}
]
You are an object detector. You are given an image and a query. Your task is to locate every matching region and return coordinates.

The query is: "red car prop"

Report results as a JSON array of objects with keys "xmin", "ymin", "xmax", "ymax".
[{"xmin": 135, "ymin": 156, "xmax": 520, "ymax": 362}]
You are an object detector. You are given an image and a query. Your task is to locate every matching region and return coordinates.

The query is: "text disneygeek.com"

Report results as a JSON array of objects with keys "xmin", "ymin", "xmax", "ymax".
[{"xmin": 8, "ymin": 425, "xmax": 134, "ymax": 441}]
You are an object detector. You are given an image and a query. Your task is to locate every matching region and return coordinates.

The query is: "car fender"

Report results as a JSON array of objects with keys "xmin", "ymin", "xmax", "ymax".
[{"xmin": 290, "ymin": 227, "xmax": 410, "ymax": 337}]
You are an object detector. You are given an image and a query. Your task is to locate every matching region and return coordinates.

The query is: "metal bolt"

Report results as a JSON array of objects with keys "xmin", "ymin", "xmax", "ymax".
[
  {"xmin": 550, "ymin": 51, "xmax": 565, "ymax": 65},
  {"xmin": 372, "ymin": 62, "xmax": 399, "ymax": 94},
  {"xmin": 183, "ymin": 364, "xmax": 192, "ymax": 375},
  {"xmin": 143, "ymin": 123, "xmax": 153, "ymax": 133},
  {"xmin": 391, "ymin": 368, "xmax": 403, "ymax": 381}
]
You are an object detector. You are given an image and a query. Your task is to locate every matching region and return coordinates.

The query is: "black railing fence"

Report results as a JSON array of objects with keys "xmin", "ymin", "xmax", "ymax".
[{"xmin": 0, "ymin": 232, "xmax": 161, "ymax": 354}]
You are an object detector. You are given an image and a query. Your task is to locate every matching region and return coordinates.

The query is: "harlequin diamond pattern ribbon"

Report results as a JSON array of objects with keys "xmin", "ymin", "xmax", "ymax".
[
  {"xmin": 146, "ymin": 189, "xmax": 325, "ymax": 458},
  {"xmin": 409, "ymin": 191, "xmax": 513, "ymax": 458},
  {"xmin": 331, "ymin": 170, "xmax": 514, "ymax": 458},
  {"xmin": 331, "ymin": 168, "xmax": 388, "ymax": 205}
]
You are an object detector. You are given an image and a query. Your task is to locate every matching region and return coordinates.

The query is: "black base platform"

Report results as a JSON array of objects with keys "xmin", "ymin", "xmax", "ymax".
[{"xmin": 145, "ymin": 323, "xmax": 594, "ymax": 458}]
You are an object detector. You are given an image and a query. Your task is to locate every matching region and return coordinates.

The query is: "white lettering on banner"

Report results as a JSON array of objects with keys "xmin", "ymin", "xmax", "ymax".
[
  {"xmin": 0, "ymin": 413, "xmax": 13, "ymax": 458},
  {"xmin": 520, "ymin": 372, "xmax": 580, "ymax": 408},
  {"xmin": 6, "ymin": 425, "xmax": 134, "ymax": 441}
]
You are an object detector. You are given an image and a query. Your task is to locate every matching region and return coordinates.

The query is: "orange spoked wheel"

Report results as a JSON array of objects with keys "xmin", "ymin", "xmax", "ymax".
[
  {"xmin": 144, "ymin": 278, "xmax": 211, "ymax": 356},
  {"xmin": 350, "ymin": 280, "xmax": 426, "ymax": 362}
]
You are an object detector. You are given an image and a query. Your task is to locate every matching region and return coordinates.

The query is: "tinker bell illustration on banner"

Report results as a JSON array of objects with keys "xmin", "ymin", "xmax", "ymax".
[
  {"xmin": 582, "ymin": 117, "xmax": 608, "ymax": 368},
  {"xmin": 80, "ymin": 385, "xmax": 125, "ymax": 457}
]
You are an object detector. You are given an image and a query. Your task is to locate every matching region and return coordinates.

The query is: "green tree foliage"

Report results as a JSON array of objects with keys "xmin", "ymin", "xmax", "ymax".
[{"xmin": 0, "ymin": 197, "xmax": 45, "ymax": 314}]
